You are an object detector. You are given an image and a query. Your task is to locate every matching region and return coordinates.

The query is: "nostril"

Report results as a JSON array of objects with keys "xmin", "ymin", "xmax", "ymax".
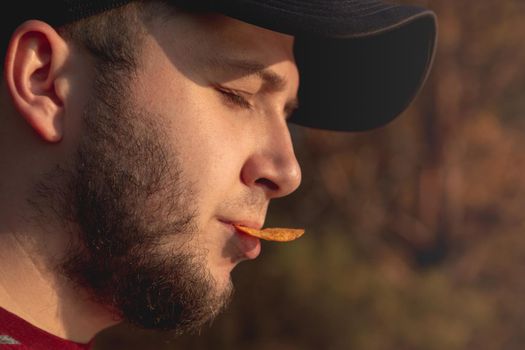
[{"xmin": 255, "ymin": 178, "xmax": 279, "ymax": 191}]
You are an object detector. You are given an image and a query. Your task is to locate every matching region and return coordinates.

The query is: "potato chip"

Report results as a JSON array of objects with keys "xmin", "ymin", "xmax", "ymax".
[{"xmin": 234, "ymin": 224, "xmax": 305, "ymax": 242}]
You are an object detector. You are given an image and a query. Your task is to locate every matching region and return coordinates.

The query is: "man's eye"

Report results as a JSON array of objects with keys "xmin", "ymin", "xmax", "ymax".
[{"xmin": 216, "ymin": 88, "xmax": 253, "ymax": 110}]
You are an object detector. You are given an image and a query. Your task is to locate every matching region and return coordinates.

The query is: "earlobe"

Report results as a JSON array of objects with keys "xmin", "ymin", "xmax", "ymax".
[{"xmin": 4, "ymin": 20, "xmax": 69, "ymax": 143}]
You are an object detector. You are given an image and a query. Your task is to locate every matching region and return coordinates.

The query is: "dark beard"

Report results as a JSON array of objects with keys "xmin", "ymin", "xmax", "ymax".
[{"xmin": 30, "ymin": 68, "xmax": 232, "ymax": 333}]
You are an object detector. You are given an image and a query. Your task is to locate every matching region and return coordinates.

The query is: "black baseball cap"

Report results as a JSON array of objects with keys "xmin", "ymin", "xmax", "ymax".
[{"xmin": 2, "ymin": 0, "xmax": 437, "ymax": 132}]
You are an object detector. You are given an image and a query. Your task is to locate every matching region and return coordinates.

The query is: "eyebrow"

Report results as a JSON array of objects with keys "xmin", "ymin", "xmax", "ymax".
[{"xmin": 205, "ymin": 56, "xmax": 300, "ymax": 118}]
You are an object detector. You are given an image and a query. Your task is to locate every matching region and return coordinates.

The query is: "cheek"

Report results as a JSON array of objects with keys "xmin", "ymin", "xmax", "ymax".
[
  {"xmin": 133, "ymin": 58, "xmax": 251, "ymax": 210},
  {"xmin": 160, "ymin": 92, "xmax": 248, "ymax": 214}
]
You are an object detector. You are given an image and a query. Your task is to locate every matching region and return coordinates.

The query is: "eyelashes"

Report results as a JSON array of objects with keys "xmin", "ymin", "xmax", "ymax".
[
  {"xmin": 216, "ymin": 87, "xmax": 253, "ymax": 110},
  {"xmin": 215, "ymin": 86, "xmax": 298, "ymax": 122}
]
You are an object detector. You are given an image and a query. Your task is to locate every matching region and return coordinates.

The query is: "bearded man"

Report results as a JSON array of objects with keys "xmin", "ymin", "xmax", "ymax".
[{"xmin": 0, "ymin": 0, "xmax": 436, "ymax": 348}]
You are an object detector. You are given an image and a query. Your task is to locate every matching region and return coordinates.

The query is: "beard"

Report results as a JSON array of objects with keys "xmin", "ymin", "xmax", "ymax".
[{"xmin": 31, "ymin": 66, "xmax": 232, "ymax": 334}]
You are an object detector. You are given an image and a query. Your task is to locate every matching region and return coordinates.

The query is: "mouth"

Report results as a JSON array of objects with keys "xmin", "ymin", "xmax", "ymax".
[{"xmin": 218, "ymin": 219, "xmax": 261, "ymax": 260}]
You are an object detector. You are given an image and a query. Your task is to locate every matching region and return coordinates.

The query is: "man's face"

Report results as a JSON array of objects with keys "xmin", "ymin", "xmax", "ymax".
[
  {"xmin": 138, "ymin": 12, "xmax": 302, "ymax": 286},
  {"xmin": 43, "ymin": 11, "xmax": 301, "ymax": 332}
]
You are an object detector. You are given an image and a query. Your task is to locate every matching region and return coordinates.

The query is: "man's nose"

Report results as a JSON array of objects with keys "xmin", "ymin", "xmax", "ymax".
[{"xmin": 241, "ymin": 122, "xmax": 302, "ymax": 199}]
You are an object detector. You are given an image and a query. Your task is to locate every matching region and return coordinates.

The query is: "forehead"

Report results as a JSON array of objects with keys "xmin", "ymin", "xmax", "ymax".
[
  {"xmin": 144, "ymin": 11, "xmax": 297, "ymax": 82},
  {"xmin": 188, "ymin": 13, "xmax": 295, "ymax": 58}
]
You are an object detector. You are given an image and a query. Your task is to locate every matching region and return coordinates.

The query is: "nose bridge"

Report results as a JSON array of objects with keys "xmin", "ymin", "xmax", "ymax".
[{"xmin": 257, "ymin": 118, "xmax": 302, "ymax": 198}]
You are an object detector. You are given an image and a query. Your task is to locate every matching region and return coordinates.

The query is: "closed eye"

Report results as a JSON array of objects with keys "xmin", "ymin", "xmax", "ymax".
[{"xmin": 215, "ymin": 87, "xmax": 253, "ymax": 110}]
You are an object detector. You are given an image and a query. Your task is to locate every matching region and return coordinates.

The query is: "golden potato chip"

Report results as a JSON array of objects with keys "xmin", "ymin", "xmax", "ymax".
[{"xmin": 234, "ymin": 224, "xmax": 305, "ymax": 242}]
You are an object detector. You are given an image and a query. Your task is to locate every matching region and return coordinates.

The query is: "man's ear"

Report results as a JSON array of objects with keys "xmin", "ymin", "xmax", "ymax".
[{"xmin": 3, "ymin": 20, "xmax": 70, "ymax": 142}]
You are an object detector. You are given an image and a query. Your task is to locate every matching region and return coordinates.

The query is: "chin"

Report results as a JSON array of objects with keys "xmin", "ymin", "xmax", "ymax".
[{"xmin": 215, "ymin": 270, "xmax": 233, "ymax": 290}]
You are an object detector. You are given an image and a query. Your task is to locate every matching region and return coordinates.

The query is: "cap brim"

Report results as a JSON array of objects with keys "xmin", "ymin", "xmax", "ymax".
[
  {"xmin": 181, "ymin": 0, "xmax": 437, "ymax": 131},
  {"xmin": 292, "ymin": 9, "xmax": 437, "ymax": 131}
]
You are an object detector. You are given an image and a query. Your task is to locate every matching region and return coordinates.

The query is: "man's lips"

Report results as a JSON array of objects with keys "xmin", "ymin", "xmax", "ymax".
[{"xmin": 218, "ymin": 219, "xmax": 261, "ymax": 260}]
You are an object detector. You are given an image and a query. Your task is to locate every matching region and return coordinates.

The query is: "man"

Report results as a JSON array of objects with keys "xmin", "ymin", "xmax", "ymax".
[{"xmin": 0, "ymin": 0, "xmax": 436, "ymax": 348}]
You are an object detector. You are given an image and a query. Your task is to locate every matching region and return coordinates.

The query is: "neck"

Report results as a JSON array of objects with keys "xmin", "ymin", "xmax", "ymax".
[
  {"xmin": 0, "ymin": 213, "xmax": 118, "ymax": 343},
  {"xmin": 0, "ymin": 107, "xmax": 120, "ymax": 341}
]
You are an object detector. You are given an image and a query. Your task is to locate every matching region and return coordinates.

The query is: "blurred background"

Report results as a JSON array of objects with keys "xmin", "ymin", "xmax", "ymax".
[{"xmin": 95, "ymin": 0, "xmax": 525, "ymax": 349}]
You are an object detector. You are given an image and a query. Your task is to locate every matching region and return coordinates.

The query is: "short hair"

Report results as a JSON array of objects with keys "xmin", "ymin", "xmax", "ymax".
[{"xmin": 1, "ymin": 1, "xmax": 177, "ymax": 79}]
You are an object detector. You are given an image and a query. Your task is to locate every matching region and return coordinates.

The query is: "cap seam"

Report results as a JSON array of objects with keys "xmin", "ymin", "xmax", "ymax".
[{"xmin": 240, "ymin": 0, "xmax": 396, "ymax": 18}]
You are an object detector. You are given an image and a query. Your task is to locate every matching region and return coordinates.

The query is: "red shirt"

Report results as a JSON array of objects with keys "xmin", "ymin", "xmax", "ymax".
[{"xmin": 0, "ymin": 307, "xmax": 93, "ymax": 349}]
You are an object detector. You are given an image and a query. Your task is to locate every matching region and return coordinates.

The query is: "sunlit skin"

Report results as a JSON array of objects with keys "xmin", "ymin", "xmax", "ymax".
[
  {"xmin": 140, "ymin": 12, "xmax": 301, "ymax": 284},
  {"xmin": 0, "ymin": 10, "xmax": 301, "ymax": 343}
]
